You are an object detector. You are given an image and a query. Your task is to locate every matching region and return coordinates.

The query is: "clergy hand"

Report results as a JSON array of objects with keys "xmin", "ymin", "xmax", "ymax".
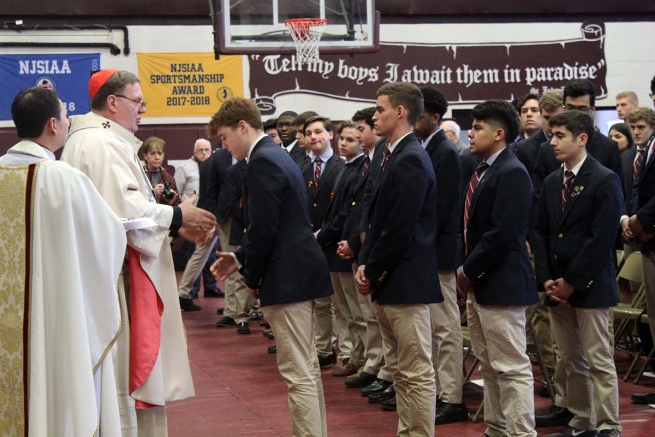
[
  {"xmin": 355, "ymin": 265, "xmax": 372, "ymax": 295},
  {"xmin": 210, "ymin": 251, "xmax": 239, "ymax": 281},
  {"xmin": 179, "ymin": 195, "xmax": 217, "ymax": 231},
  {"xmin": 179, "ymin": 225, "xmax": 214, "ymax": 245},
  {"xmin": 337, "ymin": 240, "xmax": 355, "ymax": 260}
]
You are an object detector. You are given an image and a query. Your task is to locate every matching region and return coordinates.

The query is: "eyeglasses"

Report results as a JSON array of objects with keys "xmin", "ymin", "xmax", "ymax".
[
  {"xmin": 115, "ymin": 95, "xmax": 147, "ymax": 110},
  {"xmin": 563, "ymin": 104, "xmax": 591, "ymax": 113},
  {"xmin": 276, "ymin": 122, "xmax": 293, "ymax": 129}
]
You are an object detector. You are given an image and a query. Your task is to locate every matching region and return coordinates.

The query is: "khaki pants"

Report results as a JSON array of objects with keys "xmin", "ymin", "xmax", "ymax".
[
  {"xmin": 351, "ymin": 264, "xmax": 393, "ymax": 381},
  {"xmin": 529, "ymin": 292, "xmax": 555, "ymax": 370},
  {"xmin": 376, "ymin": 303, "xmax": 436, "ymax": 437},
  {"xmin": 217, "ymin": 219, "xmax": 250, "ymax": 323},
  {"xmin": 467, "ymin": 294, "xmax": 536, "ymax": 437},
  {"xmin": 313, "ymin": 295, "xmax": 335, "ymax": 357},
  {"xmin": 178, "ymin": 236, "xmax": 217, "ymax": 299},
  {"xmin": 642, "ymin": 253, "xmax": 655, "ymax": 344},
  {"xmin": 429, "ymin": 270, "xmax": 464, "ymax": 403},
  {"xmin": 549, "ymin": 304, "xmax": 620, "ymax": 431},
  {"xmin": 331, "ymin": 271, "xmax": 367, "ymax": 366},
  {"xmin": 263, "ymin": 300, "xmax": 328, "ymax": 437}
]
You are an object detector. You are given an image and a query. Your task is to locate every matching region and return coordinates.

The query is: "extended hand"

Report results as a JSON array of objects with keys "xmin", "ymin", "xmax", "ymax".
[
  {"xmin": 210, "ymin": 251, "xmax": 239, "ymax": 281},
  {"xmin": 179, "ymin": 194, "xmax": 217, "ymax": 231},
  {"xmin": 179, "ymin": 225, "xmax": 214, "ymax": 245}
]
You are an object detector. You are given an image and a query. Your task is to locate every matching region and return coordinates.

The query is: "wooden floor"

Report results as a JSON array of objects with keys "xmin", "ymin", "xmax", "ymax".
[{"xmin": 167, "ymin": 291, "xmax": 655, "ymax": 437}]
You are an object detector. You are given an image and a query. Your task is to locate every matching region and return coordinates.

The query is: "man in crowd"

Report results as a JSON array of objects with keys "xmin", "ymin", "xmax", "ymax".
[
  {"xmin": 415, "ymin": 86, "xmax": 468, "ymax": 425},
  {"xmin": 209, "ymin": 97, "xmax": 332, "ymax": 437},
  {"xmin": 0, "ymin": 87, "xmax": 125, "ymax": 436},
  {"xmin": 356, "ymin": 82, "xmax": 440, "ymax": 436},
  {"xmin": 440, "ymin": 119, "xmax": 468, "ymax": 155},
  {"xmin": 62, "ymin": 69, "xmax": 215, "ymax": 434},
  {"xmin": 264, "ymin": 117, "xmax": 282, "ymax": 144},
  {"xmin": 517, "ymin": 93, "xmax": 544, "ymax": 140},
  {"xmin": 176, "ymin": 138, "xmax": 223, "ymax": 311},
  {"xmin": 534, "ymin": 110, "xmax": 622, "ymax": 437},
  {"xmin": 316, "ymin": 120, "xmax": 367, "ymax": 376},
  {"xmin": 301, "ymin": 115, "xmax": 344, "ymax": 368},
  {"xmin": 615, "ymin": 91, "xmax": 639, "ymax": 121},
  {"xmin": 458, "ymin": 100, "xmax": 538, "ymax": 437}
]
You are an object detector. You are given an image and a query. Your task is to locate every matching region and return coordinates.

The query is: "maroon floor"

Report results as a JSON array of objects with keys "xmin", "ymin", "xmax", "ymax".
[{"xmin": 167, "ymin": 291, "xmax": 655, "ymax": 436}]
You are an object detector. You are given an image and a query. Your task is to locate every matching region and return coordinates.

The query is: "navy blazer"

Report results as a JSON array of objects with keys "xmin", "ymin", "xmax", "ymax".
[
  {"xmin": 224, "ymin": 160, "xmax": 246, "ymax": 246},
  {"xmin": 424, "ymin": 129, "xmax": 462, "ymax": 271},
  {"xmin": 359, "ymin": 133, "xmax": 442, "ymax": 305},
  {"xmin": 317, "ymin": 154, "xmax": 366, "ymax": 272},
  {"xmin": 533, "ymin": 157, "xmax": 622, "ymax": 308},
  {"xmin": 462, "ymin": 148, "xmax": 538, "ymax": 306},
  {"xmin": 299, "ymin": 153, "xmax": 345, "ymax": 232},
  {"xmin": 514, "ymin": 130, "xmax": 548, "ymax": 180},
  {"xmin": 533, "ymin": 130, "xmax": 621, "ymax": 203},
  {"xmin": 630, "ymin": 136, "xmax": 655, "ymax": 252},
  {"xmin": 235, "ymin": 136, "xmax": 332, "ymax": 306},
  {"xmin": 287, "ymin": 141, "xmax": 307, "ymax": 163},
  {"xmin": 204, "ymin": 148, "xmax": 234, "ymax": 222}
]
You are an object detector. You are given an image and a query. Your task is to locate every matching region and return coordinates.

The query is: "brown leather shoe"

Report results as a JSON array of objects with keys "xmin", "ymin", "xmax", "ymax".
[{"xmin": 332, "ymin": 363, "xmax": 360, "ymax": 377}]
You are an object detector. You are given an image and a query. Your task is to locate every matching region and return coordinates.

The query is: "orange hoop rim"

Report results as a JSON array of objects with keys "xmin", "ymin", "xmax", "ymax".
[{"xmin": 285, "ymin": 18, "xmax": 328, "ymax": 28}]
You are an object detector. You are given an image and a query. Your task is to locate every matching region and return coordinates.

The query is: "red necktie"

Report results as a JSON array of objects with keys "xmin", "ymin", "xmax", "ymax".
[
  {"xmin": 380, "ymin": 144, "xmax": 391, "ymax": 173},
  {"xmin": 562, "ymin": 170, "xmax": 574, "ymax": 211},
  {"xmin": 362, "ymin": 156, "xmax": 371, "ymax": 176},
  {"xmin": 314, "ymin": 158, "xmax": 323, "ymax": 187},
  {"xmin": 464, "ymin": 162, "xmax": 489, "ymax": 255},
  {"xmin": 634, "ymin": 149, "xmax": 645, "ymax": 180}
]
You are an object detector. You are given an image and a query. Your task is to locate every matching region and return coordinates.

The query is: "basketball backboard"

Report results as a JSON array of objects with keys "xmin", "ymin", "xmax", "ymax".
[{"xmin": 216, "ymin": 0, "xmax": 379, "ymax": 55}]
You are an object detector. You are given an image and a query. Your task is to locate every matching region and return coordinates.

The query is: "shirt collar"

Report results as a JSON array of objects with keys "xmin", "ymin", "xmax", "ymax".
[
  {"xmin": 421, "ymin": 129, "xmax": 442, "ymax": 149},
  {"xmin": 284, "ymin": 139, "xmax": 297, "ymax": 152},
  {"xmin": 346, "ymin": 152, "xmax": 364, "ymax": 164},
  {"xmin": 314, "ymin": 147, "xmax": 333, "ymax": 162},
  {"xmin": 388, "ymin": 132, "xmax": 412, "ymax": 154},
  {"xmin": 564, "ymin": 154, "xmax": 587, "ymax": 179},
  {"xmin": 483, "ymin": 146, "xmax": 506, "ymax": 167},
  {"xmin": 246, "ymin": 134, "xmax": 268, "ymax": 162}
]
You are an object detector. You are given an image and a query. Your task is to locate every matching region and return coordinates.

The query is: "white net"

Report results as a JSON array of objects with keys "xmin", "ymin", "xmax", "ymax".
[{"xmin": 285, "ymin": 19, "xmax": 327, "ymax": 65}]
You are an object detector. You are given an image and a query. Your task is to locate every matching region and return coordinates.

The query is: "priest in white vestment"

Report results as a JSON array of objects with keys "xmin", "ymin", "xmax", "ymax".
[
  {"xmin": 0, "ymin": 88, "xmax": 125, "ymax": 436},
  {"xmin": 62, "ymin": 70, "xmax": 216, "ymax": 437}
]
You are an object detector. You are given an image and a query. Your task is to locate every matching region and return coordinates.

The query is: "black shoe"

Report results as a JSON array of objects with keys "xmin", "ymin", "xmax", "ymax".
[
  {"xmin": 539, "ymin": 377, "xmax": 555, "ymax": 398},
  {"xmin": 236, "ymin": 322, "xmax": 250, "ymax": 334},
  {"xmin": 631, "ymin": 390, "xmax": 655, "ymax": 404},
  {"xmin": 434, "ymin": 401, "xmax": 469, "ymax": 425},
  {"xmin": 249, "ymin": 310, "xmax": 263, "ymax": 321},
  {"xmin": 179, "ymin": 297, "xmax": 201, "ymax": 311},
  {"xmin": 380, "ymin": 395, "xmax": 396, "ymax": 411},
  {"xmin": 318, "ymin": 352, "xmax": 336, "ymax": 369},
  {"xmin": 368, "ymin": 385, "xmax": 395, "ymax": 403},
  {"xmin": 546, "ymin": 425, "xmax": 597, "ymax": 437},
  {"xmin": 263, "ymin": 329, "xmax": 275, "ymax": 340},
  {"xmin": 189, "ymin": 290, "xmax": 199, "ymax": 300},
  {"xmin": 217, "ymin": 307, "xmax": 224, "ymax": 315},
  {"xmin": 204, "ymin": 288, "xmax": 224, "ymax": 298},
  {"xmin": 216, "ymin": 316, "xmax": 236, "ymax": 327},
  {"xmin": 597, "ymin": 430, "xmax": 620, "ymax": 437},
  {"xmin": 345, "ymin": 371, "xmax": 377, "ymax": 388},
  {"xmin": 535, "ymin": 405, "xmax": 574, "ymax": 427},
  {"xmin": 267, "ymin": 345, "xmax": 277, "ymax": 354},
  {"xmin": 360, "ymin": 378, "xmax": 392, "ymax": 397}
]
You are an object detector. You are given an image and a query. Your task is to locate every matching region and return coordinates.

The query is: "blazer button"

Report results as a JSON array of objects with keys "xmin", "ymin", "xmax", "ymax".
[
  {"xmin": 314, "ymin": 203, "xmax": 318, "ymax": 208},
  {"xmin": 244, "ymin": 229, "xmax": 247, "ymax": 233},
  {"xmin": 553, "ymin": 255, "xmax": 558, "ymax": 260},
  {"xmin": 558, "ymin": 233, "xmax": 563, "ymax": 238},
  {"xmin": 352, "ymin": 201, "xmax": 356, "ymax": 206}
]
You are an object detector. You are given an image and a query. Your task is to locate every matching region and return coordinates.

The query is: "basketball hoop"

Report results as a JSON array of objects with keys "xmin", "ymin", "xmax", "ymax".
[{"xmin": 285, "ymin": 18, "xmax": 327, "ymax": 65}]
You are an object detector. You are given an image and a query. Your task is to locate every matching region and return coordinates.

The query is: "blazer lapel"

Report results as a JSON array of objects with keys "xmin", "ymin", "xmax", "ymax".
[
  {"xmin": 468, "ymin": 149, "xmax": 508, "ymax": 219},
  {"xmin": 560, "ymin": 158, "xmax": 593, "ymax": 225},
  {"xmin": 316, "ymin": 155, "xmax": 340, "ymax": 196}
]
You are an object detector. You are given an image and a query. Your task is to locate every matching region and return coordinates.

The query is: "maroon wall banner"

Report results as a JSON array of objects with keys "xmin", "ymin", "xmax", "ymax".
[{"xmin": 249, "ymin": 22, "xmax": 607, "ymax": 115}]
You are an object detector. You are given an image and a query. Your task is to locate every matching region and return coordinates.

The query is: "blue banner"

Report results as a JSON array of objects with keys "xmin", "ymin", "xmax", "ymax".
[{"xmin": 0, "ymin": 53, "xmax": 100, "ymax": 121}]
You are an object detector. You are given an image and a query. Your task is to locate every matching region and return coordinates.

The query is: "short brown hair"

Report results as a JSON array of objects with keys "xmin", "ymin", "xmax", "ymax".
[
  {"xmin": 539, "ymin": 89, "xmax": 563, "ymax": 112},
  {"xmin": 337, "ymin": 120, "xmax": 356, "ymax": 135},
  {"xmin": 377, "ymin": 82, "xmax": 424, "ymax": 125},
  {"xmin": 304, "ymin": 115, "xmax": 333, "ymax": 134},
  {"xmin": 208, "ymin": 97, "xmax": 263, "ymax": 137},
  {"xmin": 91, "ymin": 70, "xmax": 140, "ymax": 111},
  {"xmin": 142, "ymin": 136, "xmax": 166, "ymax": 155},
  {"xmin": 627, "ymin": 106, "xmax": 655, "ymax": 128}
]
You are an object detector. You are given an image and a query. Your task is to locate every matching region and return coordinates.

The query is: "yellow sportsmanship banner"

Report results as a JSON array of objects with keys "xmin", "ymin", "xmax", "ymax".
[{"xmin": 137, "ymin": 53, "xmax": 243, "ymax": 117}]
